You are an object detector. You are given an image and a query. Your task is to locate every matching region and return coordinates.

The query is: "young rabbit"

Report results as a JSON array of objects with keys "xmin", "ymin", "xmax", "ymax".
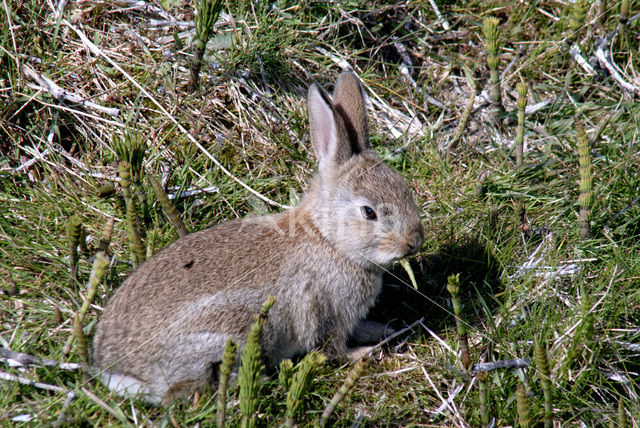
[{"xmin": 92, "ymin": 72, "xmax": 424, "ymax": 405}]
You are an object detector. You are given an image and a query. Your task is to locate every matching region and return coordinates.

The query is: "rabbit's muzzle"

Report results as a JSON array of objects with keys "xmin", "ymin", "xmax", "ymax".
[{"xmin": 406, "ymin": 229, "xmax": 425, "ymax": 256}]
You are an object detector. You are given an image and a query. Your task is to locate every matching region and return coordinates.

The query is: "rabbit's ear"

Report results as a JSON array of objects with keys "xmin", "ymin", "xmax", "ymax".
[
  {"xmin": 332, "ymin": 72, "xmax": 370, "ymax": 152},
  {"xmin": 308, "ymin": 83, "xmax": 353, "ymax": 169}
]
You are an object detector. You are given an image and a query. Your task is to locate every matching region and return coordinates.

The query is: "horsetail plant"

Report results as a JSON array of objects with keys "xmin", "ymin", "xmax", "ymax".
[
  {"xmin": 78, "ymin": 225, "xmax": 88, "ymax": 255},
  {"xmin": 534, "ymin": 340, "xmax": 553, "ymax": 427},
  {"xmin": 575, "ymin": 117, "xmax": 592, "ymax": 240},
  {"xmin": 188, "ymin": 0, "xmax": 223, "ymax": 92},
  {"xmin": 449, "ymin": 71, "xmax": 477, "ymax": 151},
  {"xmin": 78, "ymin": 220, "xmax": 113, "ymax": 321},
  {"xmin": 112, "ymin": 129, "xmax": 147, "ymax": 257},
  {"xmin": 598, "ymin": 0, "xmax": 607, "ymax": 26},
  {"xmin": 516, "ymin": 385, "xmax": 531, "ymax": 428},
  {"xmin": 569, "ymin": 0, "xmax": 588, "ymax": 41},
  {"xmin": 483, "ymin": 17, "xmax": 503, "ymax": 122},
  {"xmin": 112, "ymin": 129, "xmax": 146, "ymax": 187},
  {"xmin": 476, "ymin": 370, "xmax": 490, "ymax": 427},
  {"xmin": 96, "ymin": 183, "xmax": 116, "ymax": 198},
  {"xmin": 146, "ymin": 228, "xmax": 160, "ymax": 259},
  {"xmin": 515, "ymin": 82, "xmax": 529, "ymax": 168},
  {"xmin": 320, "ymin": 357, "xmax": 368, "ymax": 427},
  {"xmin": 284, "ymin": 351, "xmax": 326, "ymax": 428},
  {"xmin": 73, "ymin": 311, "xmax": 89, "ymax": 376},
  {"xmin": 111, "ymin": 130, "xmax": 146, "ymax": 265},
  {"xmin": 217, "ymin": 338, "xmax": 238, "ymax": 428},
  {"xmin": 67, "ymin": 215, "xmax": 83, "ymax": 284},
  {"xmin": 238, "ymin": 295, "xmax": 276, "ymax": 428},
  {"xmin": 122, "ymin": 130, "xmax": 148, "ymax": 224},
  {"xmin": 63, "ymin": 217, "xmax": 114, "ymax": 356},
  {"xmin": 446, "ymin": 273, "xmax": 471, "ymax": 370},
  {"xmin": 618, "ymin": 0, "xmax": 630, "ymax": 45},
  {"xmin": 118, "ymin": 160, "xmax": 146, "ymax": 267},
  {"xmin": 97, "ymin": 182, "xmax": 126, "ymax": 215},
  {"xmin": 449, "ymin": 91, "xmax": 475, "ymax": 150},
  {"xmin": 618, "ymin": 397, "xmax": 628, "ymax": 428},
  {"xmin": 149, "ymin": 174, "xmax": 188, "ymax": 238},
  {"xmin": 278, "ymin": 359, "xmax": 294, "ymax": 393},
  {"xmin": 590, "ymin": 113, "xmax": 611, "ymax": 146}
]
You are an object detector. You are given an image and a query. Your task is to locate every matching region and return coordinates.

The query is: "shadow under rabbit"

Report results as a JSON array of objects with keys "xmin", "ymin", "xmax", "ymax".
[{"xmin": 360, "ymin": 237, "xmax": 502, "ymax": 344}]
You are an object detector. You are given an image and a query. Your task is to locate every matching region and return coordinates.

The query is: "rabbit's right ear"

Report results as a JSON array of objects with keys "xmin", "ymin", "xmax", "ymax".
[{"xmin": 308, "ymin": 83, "xmax": 353, "ymax": 171}]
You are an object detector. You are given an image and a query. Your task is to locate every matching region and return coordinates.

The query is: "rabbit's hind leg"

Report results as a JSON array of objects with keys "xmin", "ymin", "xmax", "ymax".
[
  {"xmin": 159, "ymin": 331, "xmax": 237, "ymax": 402},
  {"xmin": 163, "ymin": 364, "xmax": 218, "ymax": 405}
]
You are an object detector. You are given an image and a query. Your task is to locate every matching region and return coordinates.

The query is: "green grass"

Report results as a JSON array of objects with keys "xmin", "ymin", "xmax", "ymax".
[{"xmin": 1, "ymin": 0, "xmax": 640, "ymax": 426}]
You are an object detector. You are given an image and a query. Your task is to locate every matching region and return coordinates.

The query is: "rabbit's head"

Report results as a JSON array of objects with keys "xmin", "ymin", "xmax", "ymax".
[{"xmin": 305, "ymin": 72, "xmax": 424, "ymax": 268}]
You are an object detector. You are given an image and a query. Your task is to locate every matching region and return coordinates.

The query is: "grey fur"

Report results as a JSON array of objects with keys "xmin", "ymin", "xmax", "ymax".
[{"xmin": 92, "ymin": 72, "xmax": 424, "ymax": 404}]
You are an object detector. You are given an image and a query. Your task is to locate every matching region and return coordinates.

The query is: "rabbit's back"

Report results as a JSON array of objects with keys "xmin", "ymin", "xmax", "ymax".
[
  {"xmin": 92, "ymin": 213, "xmax": 286, "ymax": 396},
  {"xmin": 94, "ymin": 212, "xmax": 293, "ymax": 364}
]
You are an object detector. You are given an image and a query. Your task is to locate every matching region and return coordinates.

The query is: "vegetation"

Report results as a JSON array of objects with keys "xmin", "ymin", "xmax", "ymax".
[{"xmin": 1, "ymin": 0, "xmax": 639, "ymax": 426}]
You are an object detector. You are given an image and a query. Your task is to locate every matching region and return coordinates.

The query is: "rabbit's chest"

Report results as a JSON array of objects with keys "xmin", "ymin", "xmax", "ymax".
[
  {"xmin": 332, "ymin": 272, "xmax": 382, "ymax": 314},
  {"xmin": 286, "ymin": 269, "xmax": 382, "ymax": 335}
]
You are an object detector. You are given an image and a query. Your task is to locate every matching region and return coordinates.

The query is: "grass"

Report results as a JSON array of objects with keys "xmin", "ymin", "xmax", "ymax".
[{"xmin": 1, "ymin": 0, "xmax": 640, "ymax": 426}]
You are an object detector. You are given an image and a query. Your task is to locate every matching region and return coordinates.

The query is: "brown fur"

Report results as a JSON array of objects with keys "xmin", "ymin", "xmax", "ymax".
[{"xmin": 92, "ymin": 72, "xmax": 424, "ymax": 404}]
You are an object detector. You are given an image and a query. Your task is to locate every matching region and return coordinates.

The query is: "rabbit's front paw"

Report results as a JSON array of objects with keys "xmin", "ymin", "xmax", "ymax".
[
  {"xmin": 350, "ymin": 320, "xmax": 396, "ymax": 345},
  {"xmin": 346, "ymin": 345, "xmax": 375, "ymax": 362}
]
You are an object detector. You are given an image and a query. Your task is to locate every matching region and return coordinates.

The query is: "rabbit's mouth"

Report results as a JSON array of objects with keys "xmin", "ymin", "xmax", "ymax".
[
  {"xmin": 367, "ymin": 247, "xmax": 412, "ymax": 268},
  {"xmin": 373, "ymin": 231, "xmax": 424, "ymax": 265}
]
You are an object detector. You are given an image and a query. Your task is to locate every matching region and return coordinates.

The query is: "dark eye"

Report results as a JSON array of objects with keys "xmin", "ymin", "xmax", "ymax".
[{"xmin": 361, "ymin": 206, "xmax": 377, "ymax": 221}]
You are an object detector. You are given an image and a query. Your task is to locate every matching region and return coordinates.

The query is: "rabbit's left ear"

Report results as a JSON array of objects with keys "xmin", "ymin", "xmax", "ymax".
[
  {"xmin": 308, "ymin": 83, "xmax": 352, "ymax": 169},
  {"xmin": 332, "ymin": 72, "xmax": 370, "ymax": 153}
]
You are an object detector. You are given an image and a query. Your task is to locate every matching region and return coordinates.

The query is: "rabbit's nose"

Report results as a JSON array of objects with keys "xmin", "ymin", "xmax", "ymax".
[{"xmin": 407, "ymin": 231, "xmax": 424, "ymax": 255}]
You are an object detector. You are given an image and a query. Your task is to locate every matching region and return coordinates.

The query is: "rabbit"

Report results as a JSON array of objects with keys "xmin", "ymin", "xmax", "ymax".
[{"xmin": 92, "ymin": 72, "xmax": 424, "ymax": 405}]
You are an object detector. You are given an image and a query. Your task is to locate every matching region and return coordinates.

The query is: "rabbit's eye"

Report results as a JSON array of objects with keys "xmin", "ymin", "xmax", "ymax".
[{"xmin": 361, "ymin": 206, "xmax": 377, "ymax": 221}]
